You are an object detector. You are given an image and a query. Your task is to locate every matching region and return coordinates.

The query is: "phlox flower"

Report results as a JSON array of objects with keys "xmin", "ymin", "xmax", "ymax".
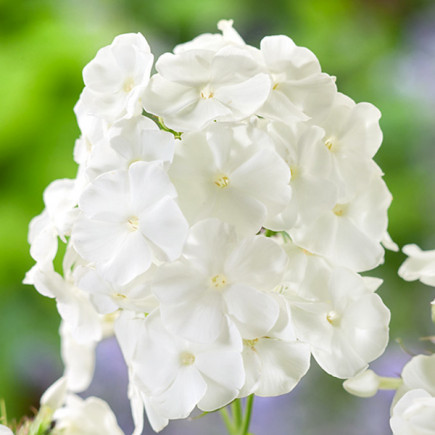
[
  {"xmin": 152, "ymin": 218, "xmax": 287, "ymax": 343},
  {"xmin": 289, "ymin": 171, "xmax": 391, "ymax": 271},
  {"xmin": 239, "ymin": 296, "xmax": 311, "ymax": 397},
  {"xmin": 311, "ymin": 92, "xmax": 384, "ymax": 197},
  {"xmin": 399, "ymin": 244, "xmax": 435, "ymax": 287},
  {"xmin": 72, "ymin": 161, "xmax": 188, "ymax": 285},
  {"xmin": 83, "ymin": 116, "xmax": 175, "ymax": 181},
  {"xmin": 76, "ymin": 33, "xmax": 153, "ymax": 123},
  {"xmin": 258, "ymin": 34, "xmax": 337, "ymax": 123},
  {"xmin": 390, "ymin": 389, "xmax": 435, "ymax": 435},
  {"xmin": 143, "ymin": 40, "xmax": 271, "ymax": 131},
  {"xmin": 266, "ymin": 121, "xmax": 337, "ymax": 230},
  {"xmin": 169, "ymin": 124, "xmax": 291, "ymax": 235},
  {"xmin": 117, "ymin": 310, "xmax": 245, "ymax": 426},
  {"xmin": 28, "ymin": 178, "xmax": 80, "ymax": 267},
  {"xmin": 281, "ymin": 242, "xmax": 390, "ymax": 378}
]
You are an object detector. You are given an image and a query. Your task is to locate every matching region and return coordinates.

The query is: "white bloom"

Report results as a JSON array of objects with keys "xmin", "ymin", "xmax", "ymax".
[
  {"xmin": 52, "ymin": 395, "xmax": 124, "ymax": 435},
  {"xmin": 72, "ymin": 161, "xmax": 188, "ymax": 285},
  {"xmin": 24, "ymin": 248, "xmax": 103, "ymax": 344},
  {"xmin": 169, "ymin": 124, "xmax": 291, "ymax": 235},
  {"xmin": 282, "ymin": 245, "xmax": 390, "ymax": 378},
  {"xmin": 239, "ymin": 297, "xmax": 311, "ymax": 397},
  {"xmin": 77, "ymin": 33, "xmax": 153, "ymax": 122},
  {"xmin": 28, "ymin": 179, "xmax": 79, "ymax": 267},
  {"xmin": 143, "ymin": 45, "xmax": 271, "ymax": 131},
  {"xmin": 289, "ymin": 171, "xmax": 391, "ymax": 271},
  {"xmin": 153, "ymin": 218, "xmax": 286, "ymax": 343},
  {"xmin": 174, "ymin": 19, "xmax": 246, "ymax": 53},
  {"xmin": 399, "ymin": 244, "xmax": 435, "ymax": 287},
  {"xmin": 132, "ymin": 310, "xmax": 245, "ymax": 420},
  {"xmin": 343, "ymin": 369, "xmax": 381, "ymax": 398},
  {"xmin": 0, "ymin": 426, "xmax": 13, "ymax": 435},
  {"xmin": 311, "ymin": 92, "xmax": 384, "ymax": 197},
  {"xmin": 267, "ymin": 122, "xmax": 337, "ymax": 230},
  {"xmin": 393, "ymin": 354, "xmax": 435, "ymax": 406},
  {"xmin": 258, "ymin": 35, "xmax": 337, "ymax": 122},
  {"xmin": 59, "ymin": 321, "xmax": 97, "ymax": 393},
  {"xmin": 390, "ymin": 389, "xmax": 435, "ymax": 435},
  {"xmin": 83, "ymin": 116, "xmax": 175, "ymax": 181},
  {"xmin": 78, "ymin": 266, "xmax": 159, "ymax": 314}
]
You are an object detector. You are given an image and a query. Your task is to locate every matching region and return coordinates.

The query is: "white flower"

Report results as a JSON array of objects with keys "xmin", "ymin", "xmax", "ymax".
[
  {"xmin": 169, "ymin": 124, "xmax": 291, "ymax": 235},
  {"xmin": 289, "ymin": 171, "xmax": 391, "ymax": 272},
  {"xmin": 143, "ymin": 45, "xmax": 271, "ymax": 131},
  {"xmin": 258, "ymin": 35, "xmax": 337, "ymax": 122},
  {"xmin": 393, "ymin": 354, "xmax": 435, "ymax": 406},
  {"xmin": 78, "ymin": 266, "xmax": 159, "ymax": 314},
  {"xmin": 59, "ymin": 321, "xmax": 97, "ymax": 393},
  {"xmin": 282, "ymin": 245, "xmax": 390, "ymax": 378},
  {"xmin": 76, "ymin": 33, "xmax": 153, "ymax": 122},
  {"xmin": 72, "ymin": 161, "xmax": 188, "ymax": 285},
  {"xmin": 0, "ymin": 426, "xmax": 13, "ymax": 435},
  {"xmin": 311, "ymin": 92, "xmax": 384, "ymax": 197},
  {"xmin": 37, "ymin": 377, "xmax": 124, "ymax": 435},
  {"xmin": 24, "ymin": 246, "xmax": 103, "ymax": 344},
  {"xmin": 131, "ymin": 310, "xmax": 245, "ymax": 420},
  {"xmin": 239, "ymin": 296, "xmax": 311, "ymax": 397},
  {"xmin": 399, "ymin": 244, "xmax": 435, "ymax": 287},
  {"xmin": 83, "ymin": 116, "xmax": 175, "ymax": 181},
  {"xmin": 343, "ymin": 369, "xmax": 381, "ymax": 398},
  {"xmin": 52, "ymin": 395, "xmax": 124, "ymax": 435},
  {"xmin": 153, "ymin": 218, "xmax": 286, "ymax": 343},
  {"xmin": 266, "ymin": 122, "xmax": 337, "ymax": 230},
  {"xmin": 390, "ymin": 389, "xmax": 435, "ymax": 435},
  {"xmin": 28, "ymin": 178, "xmax": 80, "ymax": 267},
  {"xmin": 174, "ymin": 19, "xmax": 246, "ymax": 53}
]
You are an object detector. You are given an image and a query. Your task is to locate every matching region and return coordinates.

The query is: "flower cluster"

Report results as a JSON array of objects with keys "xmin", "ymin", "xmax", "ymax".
[{"xmin": 25, "ymin": 20, "xmax": 393, "ymax": 432}]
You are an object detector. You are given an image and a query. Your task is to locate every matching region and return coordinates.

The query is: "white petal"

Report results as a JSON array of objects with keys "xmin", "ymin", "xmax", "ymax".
[{"xmin": 225, "ymin": 284, "xmax": 279, "ymax": 339}]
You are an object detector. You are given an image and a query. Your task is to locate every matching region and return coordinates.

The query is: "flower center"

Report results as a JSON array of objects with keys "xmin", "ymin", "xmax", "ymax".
[
  {"xmin": 210, "ymin": 274, "xmax": 227, "ymax": 288},
  {"xmin": 200, "ymin": 85, "xmax": 214, "ymax": 99},
  {"xmin": 123, "ymin": 77, "xmax": 135, "ymax": 93},
  {"xmin": 326, "ymin": 310, "xmax": 340, "ymax": 326},
  {"xmin": 127, "ymin": 216, "xmax": 139, "ymax": 231},
  {"xmin": 179, "ymin": 351, "xmax": 195, "ymax": 366},
  {"xmin": 325, "ymin": 137, "xmax": 337, "ymax": 152},
  {"xmin": 332, "ymin": 204, "xmax": 347, "ymax": 217},
  {"xmin": 113, "ymin": 293, "xmax": 127, "ymax": 300},
  {"xmin": 243, "ymin": 338, "xmax": 259, "ymax": 351},
  {"xmin": 214, "ymin": 174, "xmax": 230, "ymax": 188}
]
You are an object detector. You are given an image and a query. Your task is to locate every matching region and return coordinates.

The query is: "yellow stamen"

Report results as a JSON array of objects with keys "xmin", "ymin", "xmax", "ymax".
[
  {"xmin": 210, "ymin": 274, "xmax": 227, "ymax": 288},
  {"xmin": 180, "ymin": 351, "xmax": 195, "ymax": 366},
  {"xmin": 214, "ymin": 174, "xmax": 230, "ymax": 188},
  {"xmin": 127, "ymin": 216, "xmax": 139, "ymax": 231}
]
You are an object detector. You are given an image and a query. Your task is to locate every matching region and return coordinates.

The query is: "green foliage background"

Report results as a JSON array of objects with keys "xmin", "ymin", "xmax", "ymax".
[{"xmin": 0, "ymin": 0, "xmax": 434, "ymax": 432}]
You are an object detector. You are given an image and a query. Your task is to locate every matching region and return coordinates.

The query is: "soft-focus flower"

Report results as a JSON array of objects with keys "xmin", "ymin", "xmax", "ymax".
[
  {"xmin": 399, "ymin": 244, "xmax": 435, "ymax": 287},
  {"xmin": 390, "ymin": 389, "xmax": 435, "ymax": 435}
]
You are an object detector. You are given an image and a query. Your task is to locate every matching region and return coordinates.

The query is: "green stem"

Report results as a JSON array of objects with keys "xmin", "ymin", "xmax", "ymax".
[
  {"xmin": 220, "ymin": 396, "xmax": 255, "ymax": 435},
  {"xmin": 240, "ymin": 395, "xmax": 254, "ymax": 435},
  {"xmin": 219, "ymin": 406, "xmax": 236, "ymax": 434},
  {"xmin": 231, "ymin": 399, "xmax": 243, "ymax": 428}
]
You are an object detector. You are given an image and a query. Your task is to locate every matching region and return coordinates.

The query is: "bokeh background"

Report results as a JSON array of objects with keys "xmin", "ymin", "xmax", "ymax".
[{"xmin": 1, "ymin": 0, "xmax": 435, "ymax": 433}]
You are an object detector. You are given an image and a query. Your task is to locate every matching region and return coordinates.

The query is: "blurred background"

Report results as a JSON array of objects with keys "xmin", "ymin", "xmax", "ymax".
[{"xmin": 0, "ymin": 0, "xmax": 434, "ymax": 433}]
